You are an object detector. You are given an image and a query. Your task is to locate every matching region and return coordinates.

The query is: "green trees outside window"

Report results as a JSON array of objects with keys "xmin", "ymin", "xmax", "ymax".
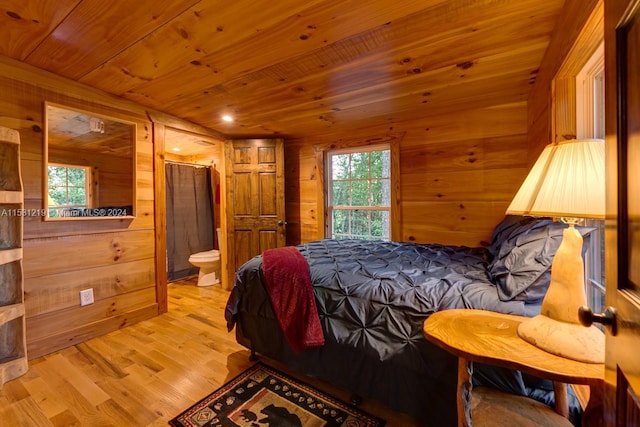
[
  {"xmin": 47, "ymin": 164, "xmax": 89, "ymax": 218},
  {"xmin": 327, "ymin": 147, "xmax": 390, "ymax": 240}
]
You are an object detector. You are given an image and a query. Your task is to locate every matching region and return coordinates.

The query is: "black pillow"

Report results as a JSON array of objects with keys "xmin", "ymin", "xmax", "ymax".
[{"xmin": 488, "ymin": 215, "xmax": 593, "ymax": 303}]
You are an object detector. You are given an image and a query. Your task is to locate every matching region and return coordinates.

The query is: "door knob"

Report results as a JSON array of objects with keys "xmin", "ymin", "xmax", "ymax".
[
  {"xmin": 578, "ymin": 306, "xmax": 618, "ymax": 336},
  {"xmin": 277, "ymin": 220, "xmax": 288, "ymax": 226}
]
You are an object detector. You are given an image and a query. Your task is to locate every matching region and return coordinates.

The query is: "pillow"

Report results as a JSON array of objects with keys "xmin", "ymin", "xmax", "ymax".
[
  {"xmin": 488, "ymin": 215, "xmax": 594, "ymax": 303},
  {"xmin": 488, "ymin": 215, "xmax": 541, "ymax": 258}
]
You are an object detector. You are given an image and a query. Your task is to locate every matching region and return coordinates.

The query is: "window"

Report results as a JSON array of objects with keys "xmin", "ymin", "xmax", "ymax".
[
  {"xmin": 326, "ymin": 145, "xmax": 390, "ymax": 240},
  {"xmin": 576, "ymin": 42, "xmax": 605, "ymax": 313},
  {"xmin": 577, "ymin": 42, "xmax": 605, "ymax": 140},
  {"xmin": 47, "ymin": 164, "xmax": 91, "ymax": 218}
]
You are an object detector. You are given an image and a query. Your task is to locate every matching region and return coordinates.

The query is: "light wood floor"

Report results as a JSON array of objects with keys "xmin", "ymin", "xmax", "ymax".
[{"xmin": 0, "ymin": 277, "xmax": 421, "ymax": 426}]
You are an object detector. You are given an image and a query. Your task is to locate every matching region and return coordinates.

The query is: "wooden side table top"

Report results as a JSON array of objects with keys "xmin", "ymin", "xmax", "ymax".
[{"xmin": 423, "ymin": 309, "xmax": 604, "ymax": 386}]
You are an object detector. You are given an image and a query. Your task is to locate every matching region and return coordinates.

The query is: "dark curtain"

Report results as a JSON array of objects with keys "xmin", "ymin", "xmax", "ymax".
[{"xmin": 165, "ymin": 163, "xmax": 214, "ymax": 281}]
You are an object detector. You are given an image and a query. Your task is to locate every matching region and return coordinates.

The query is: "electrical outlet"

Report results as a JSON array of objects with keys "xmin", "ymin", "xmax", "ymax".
[{"xmin": 80, "ymin": 288, "xmax": 94, "ymax": 306}]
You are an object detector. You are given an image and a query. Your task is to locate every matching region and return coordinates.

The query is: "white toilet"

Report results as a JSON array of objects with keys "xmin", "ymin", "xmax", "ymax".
[{"xmin": 188, "ymin": 229, "xmax": 222, "ymax": 287}]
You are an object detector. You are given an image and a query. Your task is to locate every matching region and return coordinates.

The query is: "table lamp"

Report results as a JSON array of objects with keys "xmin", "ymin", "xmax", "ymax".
[{"xmin": 506, "ymin": 138, "xmax": 605, "ymax": 363}]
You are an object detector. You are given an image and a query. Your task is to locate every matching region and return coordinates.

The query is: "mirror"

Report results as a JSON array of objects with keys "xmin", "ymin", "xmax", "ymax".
[{"xmin": 44, "ymin": 103, "xmax": 136, "ymax": 220}]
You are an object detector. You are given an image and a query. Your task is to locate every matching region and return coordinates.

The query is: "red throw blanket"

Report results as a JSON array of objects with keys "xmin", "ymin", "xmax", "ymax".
[{"xmin": 261, "ymin": 246, "xmax": 325, "ymax": 353}]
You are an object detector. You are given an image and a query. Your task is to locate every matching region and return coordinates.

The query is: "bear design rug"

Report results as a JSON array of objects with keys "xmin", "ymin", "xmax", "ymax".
[{"xmin": 168, "ymin": 362, "xmax": 385, "ymax": 427}]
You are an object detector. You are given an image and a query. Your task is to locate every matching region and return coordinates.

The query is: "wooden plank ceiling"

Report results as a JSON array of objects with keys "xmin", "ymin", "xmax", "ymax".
[{"xmin": 1, "ymin": 0, "xmax": 565, "ymax": 139}]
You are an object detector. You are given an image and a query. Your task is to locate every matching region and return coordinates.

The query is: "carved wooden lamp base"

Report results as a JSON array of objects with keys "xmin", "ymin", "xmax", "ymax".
[
  {"xmin": 516, "ymin": 224, "xmax": 605, "ymax": 364},
  {"xmin": 518, "ymin": 314, "xmax": 605, "ymax": 363}
]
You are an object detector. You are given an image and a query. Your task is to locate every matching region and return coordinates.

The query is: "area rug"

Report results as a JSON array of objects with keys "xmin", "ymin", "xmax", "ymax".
[{"xmin": 168, "ymin": 362, "xmax": 386, "ymax": 427}]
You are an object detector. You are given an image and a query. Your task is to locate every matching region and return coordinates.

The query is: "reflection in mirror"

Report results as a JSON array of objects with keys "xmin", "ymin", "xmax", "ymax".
[{"xmin": 44, "ymin": 103, "xmax": 136, "ymax": 220}]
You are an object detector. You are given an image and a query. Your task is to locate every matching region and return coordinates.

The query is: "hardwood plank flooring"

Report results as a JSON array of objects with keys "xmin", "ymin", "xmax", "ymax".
[{"xmin": 0, "ymin": 277, "xmax": 422, "ymax": 426}]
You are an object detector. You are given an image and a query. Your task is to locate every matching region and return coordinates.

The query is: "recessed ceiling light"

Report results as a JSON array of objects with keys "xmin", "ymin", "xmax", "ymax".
[
  {"xmin": 172, "ymin": 147, "xmax": 181, "ymax": 152},
  {"xmin": 222, "ymin": 115, "xmax": 233, "ymax": 122}
]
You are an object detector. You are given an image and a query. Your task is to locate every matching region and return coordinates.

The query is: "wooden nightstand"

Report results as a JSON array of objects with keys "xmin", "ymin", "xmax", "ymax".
[{"xmin": 423, "ymin": 309, "xmax": 604, "ymax": 427}]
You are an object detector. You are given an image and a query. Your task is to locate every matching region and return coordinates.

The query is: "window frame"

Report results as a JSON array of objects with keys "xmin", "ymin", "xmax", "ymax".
[
  {"xmin": 46, "ymin": 163, "xmax": 93, "ymax": 217},
  {"xmin": 314, "ymin": 134, "xmax": 402, "ymax": 241},
  {"xmin": 576, "ymin": 41, "xmax": 605, "ymax": 140},
  {"xmin": 576, "ymin": 43, "xmax": 606, "ymax": 312},
  {"xmin": 325, "ymin": 144, "xmax": 391, "ymax": 240}
]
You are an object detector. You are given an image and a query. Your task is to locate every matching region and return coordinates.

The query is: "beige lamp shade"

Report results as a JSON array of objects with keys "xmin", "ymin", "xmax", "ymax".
[
  {"xmin": 506, "ymin": 138, "xmax": 606, "ymax": 363},
  {"xmin": 506, "ymin": 139, "xmax": 605, "ymax": 219}
]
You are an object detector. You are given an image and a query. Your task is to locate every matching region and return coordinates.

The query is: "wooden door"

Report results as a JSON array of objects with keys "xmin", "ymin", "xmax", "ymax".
[
  {"xmin": 224, "ymin": 139, "xmax": 286, "ymax": 287},
  {"xmin": 603, "ymin": 0, "xmax": 640, "ymax": 425}
]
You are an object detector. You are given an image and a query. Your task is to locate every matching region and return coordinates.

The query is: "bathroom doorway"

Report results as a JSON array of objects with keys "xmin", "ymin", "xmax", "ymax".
[
  {"xmin": 165, "ymin": 162, "xmax": 214, "ymax": 281},
  {"xmin": 163, "ymin": 127, "xmax": 223, "ymax": 283}
]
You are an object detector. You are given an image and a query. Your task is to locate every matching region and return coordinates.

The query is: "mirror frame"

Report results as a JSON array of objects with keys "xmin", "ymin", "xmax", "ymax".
[{"xmin": 43, "ymin": 102, "xmax": 137, "ymax": 221}]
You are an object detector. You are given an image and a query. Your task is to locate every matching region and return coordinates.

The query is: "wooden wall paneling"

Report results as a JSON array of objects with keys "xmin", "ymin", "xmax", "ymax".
[
  {"xmin": 402, "ymin": 103, "xmax": 528, "ymax": 147},
  {"xmin": 552, "ymin": 77, "xmax": 578, "ymax": 142},
  {"xmin": 22, "ymin": 230, "xmax": 155, "ymax": 279},
  {"xmin": 285, "ymin": 102, "xmax": 529, "ymax": 247},
  {"xmin": 551, "ymin": 1, "xmax": 604, "ymax": 144},
  {"xmin": 1, "ymin": 51, "xmax": 227, "ymax": 358},
  {"xmin": 285, "ymin": 179, "xmax": 318, "ymax": 211},
  {"xmin": 313, "ymin": 147, "xmax": 326, "ymax": 241},
  {"xmin": 400, "ymin": 134, "xmax": 529, "ymax": 174},
  {"xmin": 556, "ymin": 2, "xmax": 604, "ymax": 78},
  {"xmin": 285, "ymin": 200, "xmax": 320, "ymax": 245},
  {"xmin": 135, "ymin": 170, "xmax": 155, "ymax": 202},
  {"xmin": 217, "ymin": 146, "xmax": 229, "ymax": 292},
  {"xmin": 527, "ymin": 0, "xmax": 601, "ymax": 158},
  {"xmin": 0, "ymin": 60, "xmax": 151, "ymax": 125},
  {"xmin": 153, "ymin": 122, "xmax": 167, "ymax": 314},
  {"xmin": 0, "ymin": 64, "xmax": 161, "ymax": 358},
  {"xmin": 282, "ymin": 142, "xmax": 316, "ymax": 245},
  {"xmin": 26, "ymin": 287, "xmax": 157, "ymax": 343},
  {"xmin": 24, "ymin": 258, "xmax": 156, "ymax": 317},
  {"xmin": 402, "ymin": 201, "xmax": 507, "ymax": 246},
  {"xmin": 401, "ymin": 168, "xmax": 529, "ymax": 203}
]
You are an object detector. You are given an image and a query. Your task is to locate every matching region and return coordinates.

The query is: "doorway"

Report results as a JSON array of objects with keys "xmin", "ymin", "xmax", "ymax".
[
  {"xmin": 163, "ymin": 128, "xmax": 223, "ymax": 283},
  {"xmin": 165, "ymin": 161, "xmax": 215, "ymax": 281}
]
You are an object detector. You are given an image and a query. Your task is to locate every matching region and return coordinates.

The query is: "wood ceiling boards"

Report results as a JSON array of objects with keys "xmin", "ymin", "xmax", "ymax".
[{"xmin": 0, "ymin": 0, "xmax": 565, "ymax": 139}]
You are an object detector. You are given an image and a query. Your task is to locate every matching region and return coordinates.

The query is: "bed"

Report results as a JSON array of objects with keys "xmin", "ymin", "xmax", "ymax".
[{"xmin": 224, "ymin": 215, "xmax": 590, "ymax": 425}]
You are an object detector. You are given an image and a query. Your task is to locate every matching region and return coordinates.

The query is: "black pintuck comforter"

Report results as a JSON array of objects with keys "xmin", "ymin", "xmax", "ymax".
[{"xmin": 225, "ymin": 216, "xmax": 585, "ymax": 425}]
